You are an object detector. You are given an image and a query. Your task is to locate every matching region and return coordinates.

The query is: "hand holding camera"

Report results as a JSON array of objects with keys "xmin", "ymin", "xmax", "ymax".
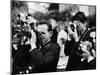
[
  {"xmin": 67, "ymin": 23, "xmax": 79, "ymax": 42},
  {"xmin": 29, "ymin": 30, "xmax": 37, "ymax": 52}
]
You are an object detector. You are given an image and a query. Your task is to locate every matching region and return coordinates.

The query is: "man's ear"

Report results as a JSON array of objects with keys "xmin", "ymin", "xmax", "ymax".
[{"xmin": 49, "ymin": 31, "xmax": 53, "ymax": 37}]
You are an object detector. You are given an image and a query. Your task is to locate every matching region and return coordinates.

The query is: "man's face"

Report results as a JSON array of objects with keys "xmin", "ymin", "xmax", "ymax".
[
  {"xmin": 37, "ymin": 24, "xmax": 52, "ymax": 44},
  {"xmin": 73, "ymin": 20, "xmax": 86, "ymax": 33},
  {"xmin": 19, "ymin": 13, "xmax": 27, "ymax": 22}
]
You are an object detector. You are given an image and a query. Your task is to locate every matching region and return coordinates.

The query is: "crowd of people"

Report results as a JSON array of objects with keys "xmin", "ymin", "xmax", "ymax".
[{"xmin": 11, "ymin": 2, "xmax": 96, "ymax": 74}]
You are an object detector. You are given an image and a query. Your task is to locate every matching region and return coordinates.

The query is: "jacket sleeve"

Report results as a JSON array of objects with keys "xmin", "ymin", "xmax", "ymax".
[{"xmin": 30, "ymin": 43, "xmax": 60, "ymax": 65}]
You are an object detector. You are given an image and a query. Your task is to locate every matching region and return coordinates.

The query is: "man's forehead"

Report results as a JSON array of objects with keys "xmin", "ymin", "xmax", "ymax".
[{"xmin": 37, "ymin": 24, "xmax": 48, "ymax": 32}]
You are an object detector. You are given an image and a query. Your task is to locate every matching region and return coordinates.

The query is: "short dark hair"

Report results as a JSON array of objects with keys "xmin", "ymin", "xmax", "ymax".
[
  {"xmin": 48, "ymin": 3, "xmax": 59, "ymax": 11},
  {"xmin": 72, "ymin": 11, "xmax": 87, "ymax": 23},
  {"xmin": 36, "ymin": 20, "xmax": 52, "ymax": 32}
]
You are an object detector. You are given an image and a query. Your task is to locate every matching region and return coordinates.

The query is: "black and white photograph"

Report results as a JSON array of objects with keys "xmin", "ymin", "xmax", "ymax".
[{"xmin": 11, "ymin": 0, "xmax": 96, "ymax": 74}]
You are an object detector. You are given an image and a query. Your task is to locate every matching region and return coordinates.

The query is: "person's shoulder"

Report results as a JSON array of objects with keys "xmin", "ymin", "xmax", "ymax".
[
  {"xmin": 90, "ymin": 26, "xmax": 96, "ymax": 31},
  {"xmin": 51, "ymin": 42, "xmax": 60, "ymax": 49},
  {"xmin": 87, "ymin": 26, "xmax": 96, "ymax": 32},
  {"xmin": 88, "ymin": 26, "xmax": 96, "ymax": 37},
  {"xmin": 46, "ymin": 42, "xmax": 60, "ymax": 50}
]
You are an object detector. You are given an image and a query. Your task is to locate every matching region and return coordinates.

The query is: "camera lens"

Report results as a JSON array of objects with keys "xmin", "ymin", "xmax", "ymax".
[{"xmin": 70, "ymin": 24, "xmax": 75, "ymax": 32}]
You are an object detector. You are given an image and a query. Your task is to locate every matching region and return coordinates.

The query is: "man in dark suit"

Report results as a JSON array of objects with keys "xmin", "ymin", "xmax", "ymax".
[
  {"xmin": 12, "ymin": 19, "xmax": 60, "ymax": 74},
  {"xmin": 29, "ymin": 21, "xmax": 60, "ymax": 73},
  {"xmin": 65, "ymin": 11, "xmax": 96, "ymax": 71}
]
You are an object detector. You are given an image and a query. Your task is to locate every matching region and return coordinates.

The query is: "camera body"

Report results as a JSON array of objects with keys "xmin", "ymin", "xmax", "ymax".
[{"xmin": 70, "ymin": 24, "xmax": 75, "ymax": 32}]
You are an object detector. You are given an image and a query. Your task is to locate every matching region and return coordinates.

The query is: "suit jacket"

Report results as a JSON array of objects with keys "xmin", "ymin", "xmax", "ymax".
[
  {"xmin": 30, "ymin": 41, "xmax": 60, "ymax": 73},
  {"xmin": 12, "ymin": 44, "xmax": 31, "ymax": 74}
]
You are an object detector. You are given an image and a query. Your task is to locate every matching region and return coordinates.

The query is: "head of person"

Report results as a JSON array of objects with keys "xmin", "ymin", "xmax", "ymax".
[
  {"xmin": 36, "ymin": 20, "xmax": 53, "ymax": 45},
  {"xmin": 55, "ymin": 13, "xmax": 67, "ymax": 32},
  {"xmin": 18, "ymin": 6, "xmax": 28, "ymax": 21},
  {"xmin": 72, "ymin": 11, "xmax": 88, "ymax": 33}
]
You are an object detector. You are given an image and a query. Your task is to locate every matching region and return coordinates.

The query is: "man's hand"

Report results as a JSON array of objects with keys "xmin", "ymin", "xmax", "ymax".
[
  {"xmin": 27, "ymin": 16, "xmax": 37, "ymax": 30},
  {"xmin": 29, "ymin": 30, "xmax": 37, "ymax": 52},
  {"xmin": 67, "ymin": 24, "xmax": 79, "ymax": 42},
  {"xmin": 25, "ymin": 30, "xmax": 37, "ymax": 52},
  {"xmin": 27, "ymin": 16, "xmax": 37, "ymax": 24}
]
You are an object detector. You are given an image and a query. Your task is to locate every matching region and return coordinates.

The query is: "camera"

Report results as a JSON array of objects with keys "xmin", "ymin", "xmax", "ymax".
[
  {"xmin": 17, "ymin": 31, "xmax": 31, "ymax": 39},
  {"xmin": 70, "ymin": 24, "xmax": 75, "ymax": 32}
]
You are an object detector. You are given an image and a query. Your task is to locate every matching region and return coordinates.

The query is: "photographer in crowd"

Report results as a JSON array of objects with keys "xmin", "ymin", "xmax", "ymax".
[
  {"xmin": 27, "ymin": 20, "xmax": 60, "ymax": 73},
  {"xmin": 65, "ymin": 11, "xmax": 96, "ymax": 71},
  {"xmin": 12, "ymin": 12, "xmax": 36, "ymax": 74}
]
